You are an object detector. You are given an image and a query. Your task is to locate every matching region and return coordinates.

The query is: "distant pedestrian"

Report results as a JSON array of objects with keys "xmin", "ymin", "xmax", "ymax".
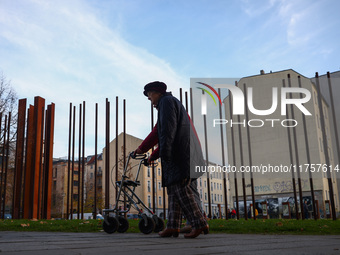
[
  {"xmin": 231, "ymin": 208, "xmax": 236, "ymax": 219},
  {"xmin": 304, "ymin": 200, "xmax": 309, "ymax": 219}
]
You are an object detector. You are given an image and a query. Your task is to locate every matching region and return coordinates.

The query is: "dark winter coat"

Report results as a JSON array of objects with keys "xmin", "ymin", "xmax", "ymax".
[{"xmin": 157, "ymin": 92, "xmax": 204, "ymax": 187}]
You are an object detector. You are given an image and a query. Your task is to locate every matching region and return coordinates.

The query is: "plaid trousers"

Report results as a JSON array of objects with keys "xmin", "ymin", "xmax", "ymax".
[{"xmin": 167, "ymin": 180, "xmax": 207, "ymax": 230}]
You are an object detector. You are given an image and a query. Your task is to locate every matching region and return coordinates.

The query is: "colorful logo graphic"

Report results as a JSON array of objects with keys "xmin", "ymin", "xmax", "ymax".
[
  {"xmin": 196, "ymin": 82, "xmax": 222, "ymax": 106},
  {"xmin": 196, "ymin": 82, "xmax": 222, "ymax": 115}
]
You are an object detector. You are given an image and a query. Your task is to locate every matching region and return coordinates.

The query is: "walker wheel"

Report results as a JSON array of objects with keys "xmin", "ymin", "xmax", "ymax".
[
  {"xmin": 103, "ymin": 216, "xmax": 119, "ymax": 234},
  {"xmin": 138, "ymin": 216, "xmax": 155, "ymax": 234},
  {"xmin": 117, "ymin": 216, "xmax": 129, "ymax": 233},
  {"xmin": 154, "ymin": 216, "xmax": 165, "ymax": 233}
]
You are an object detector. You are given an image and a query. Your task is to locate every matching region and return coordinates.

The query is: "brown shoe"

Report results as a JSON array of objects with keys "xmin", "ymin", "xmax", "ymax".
[
  {"xmin": 158, "ymin": 228, "xmax": 180, "ymax": 238},
  {"xmin": 180, "ymin": 225, "xmax": 192, "ymax": 233},
  {"xmin": 184, "ymin": 225, "xmax": 209, "ymax": 239}
]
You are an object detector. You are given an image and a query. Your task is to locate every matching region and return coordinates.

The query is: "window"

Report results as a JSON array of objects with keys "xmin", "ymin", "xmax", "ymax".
[
  {"xmin": 147, "ymin": 168, "xmax": 150, "ymax": 177},
  {"xmin": 74, "ymin": 181, "xmax": 79, "ymax": 186},
  {"xmin": 148, "ymin": 195, "xmax": 151, "ymax": 208},
  {"xmin": 204, "ymin": 181, "xmax": 206, "ymax": 188},
  {"xmin": 199, "ymin": 178, "xmax": 202, "ymax": 187},
  {"xmin": 158, "ymin": 182, "xmax": 161, "ymax": 191},
  {"xmin": 52, "ymin": 168, "xmax": 57, "ymax": 178},
  {"xmin": 159, "ymin": 196, "xmax": 162, "ymax": 205},
  {"xmin": 90, "ymin": 173, "xmax": 93, "ymax": 179},
  {"xmin": 53, "ymin": 180, "xmax": 57, "ymax": 190},
  {"xmin": 158, "ymin": 168, "xmax": 161, "ymax": 176},
  {"xmin": 220, "ymin": 184, "xmax": 222, "ymax": 190},
  {"xmin": 52, "ymin": 194, "xmax": 56, "ymax": 206},
  {"xmin": 205, "ymin": 193, "xmax": 207, "ymax": 201},
  {"xmin": 147, "ymin": 181, "xmax": 151, "ymax": 192}
]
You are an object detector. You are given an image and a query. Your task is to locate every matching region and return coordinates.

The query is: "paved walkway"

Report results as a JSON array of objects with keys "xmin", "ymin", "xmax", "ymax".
[{"xmin": 0, "ymin": 231, "xmax": 339, "ymax": 255}]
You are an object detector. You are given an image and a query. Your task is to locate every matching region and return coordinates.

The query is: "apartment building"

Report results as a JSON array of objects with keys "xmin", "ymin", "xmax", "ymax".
[
  {"xmin": 51, "ymin": 159, "xmax": 81, "ymax": 218},
  {"xmin": 224, "ymin": 69, "xmax": 339, "ymax": 218},
  {"xmin": 197, "ymin": 169, "xmax": 229, "ymax": 218}
]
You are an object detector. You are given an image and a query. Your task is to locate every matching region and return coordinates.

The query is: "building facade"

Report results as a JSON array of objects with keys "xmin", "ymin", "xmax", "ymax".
[{"xmin": 224, "ymin": 69, "xmax": 339, "ymax": 218}]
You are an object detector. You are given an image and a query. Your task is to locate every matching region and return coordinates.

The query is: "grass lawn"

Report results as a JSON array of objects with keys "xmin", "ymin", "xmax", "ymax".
[{"xmin": 1, "ymin": 218, "xmax": 339, "ymax": 235}]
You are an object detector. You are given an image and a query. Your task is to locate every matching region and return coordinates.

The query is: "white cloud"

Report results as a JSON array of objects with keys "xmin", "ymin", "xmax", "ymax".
[
  {"xmin": 241, "ymin": 0, "xmax": 279, "ymax": 17},
  {"xmin": 0, "ymin": 0, "xmax": 187, "ymax": 157}
]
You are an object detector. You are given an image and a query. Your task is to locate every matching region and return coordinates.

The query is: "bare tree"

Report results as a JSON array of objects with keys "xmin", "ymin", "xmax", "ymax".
[{"xmin": 0, "ymin": 71, "xmax": 18, "ymax": 145}]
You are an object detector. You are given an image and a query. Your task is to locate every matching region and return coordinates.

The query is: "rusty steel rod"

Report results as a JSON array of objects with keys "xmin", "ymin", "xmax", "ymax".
[
  {"xmin": 105, "ymin": 99, "xmax": 110, "ymax": 210},
  {"xmin": 43, "ymin": 103, "xmax": 55, "ymax": 219},
  {"xmin": 327, "ymin": 72, "xmax": 340, "ymax": 218},
  {"xmin": 67, "ymin": 103, "xmax": 72, "ymax": 219},
  {"xmin": 31, "ymin": 97, "xmax": 45, "ymax": 219},
  {"xmin": 13, "ymin": 99, "xmax": 27, "ymax": 219},
  {"xmin": 123, "ymin": 99, "xmax": 127, "ymax": 217},
  {"xmin": 185, "ymin": 91, "xmax": 189, "ymax": 113},
  {"xmin": 94, "ymin": 103, "xmax": 98, "ymax": 219},
  {"xmin": 180, "ymin": 88, "xmax": 183, "ymax": 103},
  {"xmin": 243, "ymin": 83, "xmax": 256, "ymax": 220},
  {"xmin": 287, "ymin": 74, "xmax": 305, "ymax": 219},
  {"xmin": 218, "ymin": 89, "xmax": 228, "ymax": 220},
  {"xmin": 21, "ymin": 109, "xmax": 28, "ymax": 217},
  {"xmin": 0, "ymin": 115, "xmax": 7, "ymax": 219},
  {"xmin": 81, "ymin": 101, "xmax": 85, "ymax": 219},
  {"xmin": 190, "ymin": 88, "xmax": 194, "ymax": 123},
  {"xmin": 1, "ymin": 113, "xmax": 11, "ymax": 219},
  {"xmin": 71, "ymin": 106, "xmax": 76, "ymax": 219},
  {"xmin": 297, "ymin": 76, "xmax": 317, "ymax": 220},
  {"xmin": 151, "ymin": 100, "xmax": 156, "ymax": 213},
  {"xmin": 229, "ymin": 84, "xmax": 239, "ymax": 219},
  {"xmin": 282, "ymin": 79, "xmax": 299, "ymax": 220},
  {"xmin": 315, "ymin": 72, "xmax": 336, "ymax": 220},
  {"xmin": 202, "ymin": 90, "xmax": 212, "ymax": 218},
  {"xmin": 115, "ymin": 97, "xmax": 119, "ymax": 201},
  {"xmin": 23, "ymin": 105, "xmax": 34, "ymax": 219},
  {"xmin": 77, "ymin": 104, "xmax": 82, "ymax": 219},
  {"xmin": 2, "ymin": 113, "xmax": 11, "ymax": 219},
  {"xmin": 237, "ymin": 113, "xmax": 247, "ymax": 220},
  {"xmin": 37, "ymin": 101, "xmax": 45, "ymax": 219}
]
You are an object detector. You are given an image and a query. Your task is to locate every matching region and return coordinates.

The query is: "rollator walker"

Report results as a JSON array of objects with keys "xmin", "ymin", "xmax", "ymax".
[{"xmin": 102, "ymin": 152, "xmax": 165, "ymax": 234}]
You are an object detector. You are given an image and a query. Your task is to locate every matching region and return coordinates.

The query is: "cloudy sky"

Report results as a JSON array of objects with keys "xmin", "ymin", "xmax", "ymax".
[{"xmin": 0, "ymin": 0, "xmax": 339, "ymax": 158}]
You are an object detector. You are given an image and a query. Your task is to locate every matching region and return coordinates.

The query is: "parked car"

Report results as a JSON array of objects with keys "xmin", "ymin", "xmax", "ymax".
[
  {"xmin": 3, "ymin": 213, "xmax": 12, "ymax": 219},
  {"xmin": 96, "ymin": 214, "xmax": 104, "ymax": 220}
]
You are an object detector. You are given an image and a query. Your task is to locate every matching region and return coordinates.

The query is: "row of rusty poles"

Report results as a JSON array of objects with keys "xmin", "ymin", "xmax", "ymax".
[
  {"xmin": 0, "ymin": 113, "xmax": 11, "ymax": 219},
  {"xmin": 63, "ymin": 71, "xmax": 339, "ymax": 220}
]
